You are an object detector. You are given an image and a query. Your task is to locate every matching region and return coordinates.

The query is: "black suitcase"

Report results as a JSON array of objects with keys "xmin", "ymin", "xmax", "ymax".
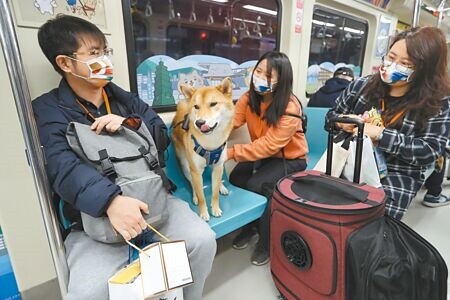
[{"xmin": 346, "ymin": 215, "xmax": 448, "ymax": 300}]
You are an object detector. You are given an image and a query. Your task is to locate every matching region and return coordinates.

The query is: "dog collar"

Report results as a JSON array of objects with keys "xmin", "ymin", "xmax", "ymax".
[{"xmin": 191, "ymin": 135, "xmax": 226, "ymax": 165}]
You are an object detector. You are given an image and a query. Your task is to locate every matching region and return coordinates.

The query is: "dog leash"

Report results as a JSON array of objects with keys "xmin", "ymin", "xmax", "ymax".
[{"xmin": 171, "ymin": 114, "xmax": 190, "ymax": 131}]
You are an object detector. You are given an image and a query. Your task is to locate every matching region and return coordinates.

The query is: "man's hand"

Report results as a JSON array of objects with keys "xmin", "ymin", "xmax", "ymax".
[
  {"xmin": 106, "ymin": 195, "xmax": 149, "ymax": 241},
  {"xmin": 91, "ymin": 114, "xmax": 125, "ymax": 134}
]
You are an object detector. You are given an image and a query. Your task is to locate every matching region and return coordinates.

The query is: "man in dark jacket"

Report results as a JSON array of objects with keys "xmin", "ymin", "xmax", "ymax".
[
  {"xmin": 32, "ymin": 15, "xmax": 216, "ymax": 300},
  {"xmin": 308, "ymin": 67, "xmax": 354, "ymax": 108}
]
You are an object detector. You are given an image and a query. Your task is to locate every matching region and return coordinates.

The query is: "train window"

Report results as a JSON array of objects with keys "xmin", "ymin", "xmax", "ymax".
[
  {"xmin": 122, "ymin": 0, "xmax": 281, "ymax": 112},
  {"xmin": 306, "ymin": 6, "xmax": 368, "ymax": 94}
]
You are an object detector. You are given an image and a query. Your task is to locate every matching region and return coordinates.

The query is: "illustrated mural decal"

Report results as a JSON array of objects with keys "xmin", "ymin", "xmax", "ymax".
[
  {"xmin": 34, "ymin": 0, "xmax": 57, "ymax": 15},
  {"xmin": 137, "ymin": 55, "xmax": 257, "ymax": 107},
  {"xmin": 76, "ymin": 0, "xmax": 98, "ymax": 18},
  {"xmin": 32, "ymin": 0, "xmax": 98, "ymax": 17},
  {"xmin": 14, "ymin": 0, "xmax": 106, "ymax": 31}
]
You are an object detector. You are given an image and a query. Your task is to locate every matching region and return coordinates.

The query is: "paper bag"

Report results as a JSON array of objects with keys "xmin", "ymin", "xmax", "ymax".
[
  {"xmin": 313, "ymin": 140, "xmax": 351, "ymax": 177},
  {"xmin": 342, "ymin": 136, "xmax": 382, "ymax": 188},
  {"xmin": 108, "ymin": 240, "xmax": 193, "ymax": 300}
]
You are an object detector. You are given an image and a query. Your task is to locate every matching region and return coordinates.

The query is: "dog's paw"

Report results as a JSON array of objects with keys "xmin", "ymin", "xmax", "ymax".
[
  {"xmin": 212, "ymin": 205, "xmax": 223, "ymax": 217},
  {"xmin": 192, "ymin": 195, "xmax": 198, "ymax": 205},
  {"xmin": 199, "ymin": 209, "xmax": 210, "ymax": 221},
  {"xmin": 219, "ymin": 184, "xmax": 229, "ymax": 195}
]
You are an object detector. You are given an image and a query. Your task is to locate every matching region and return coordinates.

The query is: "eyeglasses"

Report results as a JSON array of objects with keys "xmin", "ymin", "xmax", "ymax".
[
  {"xmin": 72, "ymin": 47, "xmax": 113, "ymax": 58},
  {"xmin": 382, "ymin": 56, "xmax": 415, "ymax": 71}
]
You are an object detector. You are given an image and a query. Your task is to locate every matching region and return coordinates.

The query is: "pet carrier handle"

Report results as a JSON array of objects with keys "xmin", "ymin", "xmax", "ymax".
[
  {"xmin": 291, "ymin": 174, "xmax": 368, "ymax": 203},
  {"xmin": 326, "ymin": 116, "xmax": 365, "ymax": 183}
]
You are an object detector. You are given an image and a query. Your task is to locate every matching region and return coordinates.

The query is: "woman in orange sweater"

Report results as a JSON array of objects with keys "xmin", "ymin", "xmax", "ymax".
[{"xmin": 227, "ymin": 51, "xmax": 308, "ymax": 265}]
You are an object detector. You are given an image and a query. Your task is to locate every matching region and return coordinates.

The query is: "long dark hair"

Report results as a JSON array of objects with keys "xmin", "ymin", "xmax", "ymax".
[
  {"xmin": 248, "ymin": 51, "xmax": 294, "ymax": 126},
  {"xmin": 363, "ymin": 27, "xmax": 450, "ymax": 131}
]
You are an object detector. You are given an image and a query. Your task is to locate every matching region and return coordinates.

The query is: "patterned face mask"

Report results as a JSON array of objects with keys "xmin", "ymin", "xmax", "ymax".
[
  {"xmin": 379, "ymin": 58, "xmax": 414, "ymax": 84},
  {"xmin": 252, "ymin": 75, "xmax": 276, "ymax": 94},
  {"xmin": 68, "ymin": 55, "xmax": 114, "ymax": 81}
]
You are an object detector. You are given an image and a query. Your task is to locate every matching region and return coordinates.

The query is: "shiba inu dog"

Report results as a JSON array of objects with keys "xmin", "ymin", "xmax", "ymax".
[{"xmin": 171, "ymin": 77, "xmax": 234, "ymax": 221}]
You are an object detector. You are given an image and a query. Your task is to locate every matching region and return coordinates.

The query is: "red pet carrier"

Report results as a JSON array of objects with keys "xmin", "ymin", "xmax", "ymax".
[{"xmin": 270, "ymin": 117, "xmax": 385, "ymax": 300}]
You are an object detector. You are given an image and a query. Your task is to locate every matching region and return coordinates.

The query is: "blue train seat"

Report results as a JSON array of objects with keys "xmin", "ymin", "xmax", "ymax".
[
  {"xmin": 165, "ymin": 137, "xmax": 267, "ymax": 239},
  {"xmin": 303, "ymin": 107, "xmax": 329, "ymax": 169},
  {"xmin": 59, "ymin": 200, "xmax": 71, "ymax": 230},
  {"xmin": 0, "ymin": 230, "xmax": 21, "ymax": 300}
]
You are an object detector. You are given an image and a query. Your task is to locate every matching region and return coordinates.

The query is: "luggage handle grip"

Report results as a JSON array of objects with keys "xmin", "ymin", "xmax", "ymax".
[
  {"xmin": 292, "ymin": 174, "xmax": 368, "ymax": 203},
  {"xmin": 326, "ymin": 116, "xmax": 365, "ymax": 183},
  {"xmin": 327, "ymin": 116, "xmax": 364, "ymax": 131}
]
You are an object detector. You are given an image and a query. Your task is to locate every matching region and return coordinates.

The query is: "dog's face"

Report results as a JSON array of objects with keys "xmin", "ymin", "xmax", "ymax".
[{"xmin": 180, "ymin": 77, "xmax": 234, "ymax": 135}]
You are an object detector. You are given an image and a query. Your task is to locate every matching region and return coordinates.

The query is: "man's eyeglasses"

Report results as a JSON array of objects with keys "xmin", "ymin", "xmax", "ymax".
[{"xmin": 72, "ymin": 47, "xmax": 113, "ymax": 58}]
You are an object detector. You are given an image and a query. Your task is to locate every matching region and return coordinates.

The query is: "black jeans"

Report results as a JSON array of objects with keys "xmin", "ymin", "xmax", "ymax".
[
  {"xmin": 424, "ymin": 155, "xmax": 446, "ymax": 196},
  {"xmin": 229, "ymin": 157, "xmax": 307, "ymax": 251}
]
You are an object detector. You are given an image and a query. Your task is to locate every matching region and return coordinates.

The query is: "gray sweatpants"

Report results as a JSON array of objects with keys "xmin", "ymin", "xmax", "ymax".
[{"xmin": 64, "ymin": 195, "xmax": 217, "ymax": 300}]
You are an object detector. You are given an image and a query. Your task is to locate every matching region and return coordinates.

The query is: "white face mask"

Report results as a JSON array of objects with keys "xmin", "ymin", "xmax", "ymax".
[
  {"xmin": 252, "ymin": 75, "xmax": 276, "ymax": 94},
  {"xmin": 67, "ymin": 55, "xmax": 114, "ymax": 81}
]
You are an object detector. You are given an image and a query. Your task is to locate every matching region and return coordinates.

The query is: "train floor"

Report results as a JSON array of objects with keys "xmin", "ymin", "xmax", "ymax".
[{"xmin": 203, "ymin": 180, "xmax": 450, "ymax": 300}]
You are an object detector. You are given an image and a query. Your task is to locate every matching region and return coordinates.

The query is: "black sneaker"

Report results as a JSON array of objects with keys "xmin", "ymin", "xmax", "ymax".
[
  {"xmin": 232, "ymin": 227, "xmax": 257, "ymax": 250},
  {"xmin": 422, "ymin": 193, "xmax": 450, "ymax": 207},
  {"xmin": 251, "ymin": 242, "xmax": 270, "ymax": 266}
]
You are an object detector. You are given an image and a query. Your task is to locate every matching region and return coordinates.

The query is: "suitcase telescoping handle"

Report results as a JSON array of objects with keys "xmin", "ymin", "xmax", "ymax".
[{"xmin": 326, "ymin": 116, "xmax": 365, "ymax": 183}]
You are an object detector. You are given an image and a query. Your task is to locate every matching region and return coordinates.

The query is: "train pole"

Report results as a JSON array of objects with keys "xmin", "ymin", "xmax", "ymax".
[
  {"xmin": 0, "ymin": 0, "xmax": 69, "ymax": 298},
  {"xmin": 436, "ymin": 0, "xmax": 448, "ymax": 28},
  {"xmin": 412, "ymin": 0, "xmax": 422, "ymax": 27}
]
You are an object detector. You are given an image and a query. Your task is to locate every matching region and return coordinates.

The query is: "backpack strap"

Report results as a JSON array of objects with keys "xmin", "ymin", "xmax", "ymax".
[
  {"xmin": 138, "ymin": 146, "xmax": 176, "ymax": 193},
  {"xmin": 280, "ymin": 95, "xmax": 307, "ymax": 175},
  {"xmin": 285, "ymin": 95, "xmax": 308, "ymax": 134},
  {"xmin": 98, "ymin": 149, "xmax": 117, "ymax": 181}
]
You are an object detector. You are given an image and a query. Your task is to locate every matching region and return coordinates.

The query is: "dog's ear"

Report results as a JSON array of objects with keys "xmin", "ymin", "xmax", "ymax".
[
  {"xmin": 216, "ymin": 77, "xmax": 232, "ymax": 97},
  {"xmin": 179, "ymin": 84, "xmax": 195, "ymax": 100}
]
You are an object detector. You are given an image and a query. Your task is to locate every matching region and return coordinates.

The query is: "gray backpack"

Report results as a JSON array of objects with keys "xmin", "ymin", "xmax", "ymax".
[{"xmin": 66, "ymin": 122, "xmax": 172, "ymax": 243}]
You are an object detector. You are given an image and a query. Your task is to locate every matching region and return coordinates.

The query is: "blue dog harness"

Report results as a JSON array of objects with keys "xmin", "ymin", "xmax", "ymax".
[{"xmin": 191, "ymin": 135, "xmax": 226, "ymax": 165}]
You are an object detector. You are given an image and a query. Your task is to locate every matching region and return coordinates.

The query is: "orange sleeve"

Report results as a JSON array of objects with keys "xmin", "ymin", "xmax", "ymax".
[
  {"xmin": 231, "ymin": 102, "xmax": 301, "ymax": 162},
  {"xmin": 227, "ymin": 147, "xmax": 235, "ymax": 161},
  {"xmin": 232, "ymin": 93, "xmax": 249, "ymax": 129}
]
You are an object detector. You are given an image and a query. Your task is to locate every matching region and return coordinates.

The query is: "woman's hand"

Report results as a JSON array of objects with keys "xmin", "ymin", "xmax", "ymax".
[
  {"xmin": 353, "ymin": 123, "xmax": 384, "ymax": 143},
  {"xmin": 335, "ymin": 114, "xmax": 364, "ymax": 133},
  {"xmin": 91, "ymin": 114, "xmax": 126, "ymax": 134}
]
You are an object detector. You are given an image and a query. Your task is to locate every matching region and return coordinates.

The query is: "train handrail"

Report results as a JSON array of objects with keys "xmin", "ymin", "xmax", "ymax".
[{"xmin": 0, "ymin": 0, "xmax": 68, "ymax": 298}]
